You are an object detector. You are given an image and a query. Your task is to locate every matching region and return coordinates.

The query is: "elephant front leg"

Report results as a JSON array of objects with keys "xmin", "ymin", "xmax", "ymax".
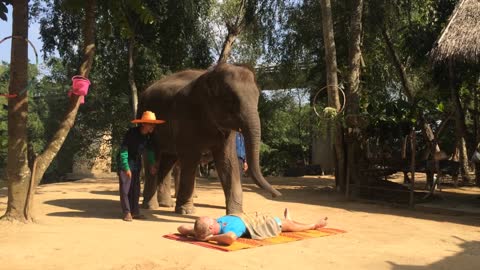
[
  {"xmin": 212, "ymin": 135, "xmax": 243, "ymax": 215},
  {"xmin": 142, "ymin": 161, "xmax": 159, "ymax": 210},
  {"xmin": 175, "ymin": 155, "xmax": 200, "ymax": 214}
]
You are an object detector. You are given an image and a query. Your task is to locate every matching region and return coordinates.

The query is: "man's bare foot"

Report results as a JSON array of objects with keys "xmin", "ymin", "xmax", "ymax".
[
  {"xmin": 284, "ymin": 208, "xmax": 291, "ymax": 220},
  {"xmin": 123, "ymin": 212, "xmax": 133, "ymax": 222},
  {"xmin": 314, "ymin": 217, "xmax": 328, "ymax": 229}
]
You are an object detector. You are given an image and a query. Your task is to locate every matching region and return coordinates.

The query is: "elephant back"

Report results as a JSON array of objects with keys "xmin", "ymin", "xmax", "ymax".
[{"xmin": 138, "ymin": 69, "xmax": 206, "ymax": 118}]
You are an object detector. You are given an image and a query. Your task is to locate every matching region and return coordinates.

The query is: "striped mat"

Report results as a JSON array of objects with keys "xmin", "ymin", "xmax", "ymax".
[{"xmin": 163, "ymin": 228, "xmax": 346, "ymax": 252}]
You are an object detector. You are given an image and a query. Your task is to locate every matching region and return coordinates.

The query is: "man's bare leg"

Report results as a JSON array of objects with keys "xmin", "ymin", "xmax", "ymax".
[{"xmin": 281, "ymin": 208, "xmax": 328, "ymax": 232}]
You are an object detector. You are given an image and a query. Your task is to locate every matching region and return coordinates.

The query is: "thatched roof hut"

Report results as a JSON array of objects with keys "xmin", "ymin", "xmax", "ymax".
[{"xmin": 430, "ymin": 0, "xmax": 480, "ymax": 63}]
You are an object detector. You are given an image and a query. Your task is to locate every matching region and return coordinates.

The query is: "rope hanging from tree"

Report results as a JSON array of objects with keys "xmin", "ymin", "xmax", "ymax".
[{"xmin": 0, "ymin": 35, "xmax": 39, "ymax": 98}]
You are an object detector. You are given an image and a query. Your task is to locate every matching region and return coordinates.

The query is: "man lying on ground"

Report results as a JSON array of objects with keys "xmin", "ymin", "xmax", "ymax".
[{"xmin": 177, "ymin": 208, "xmax": 328, "ymax": 245}]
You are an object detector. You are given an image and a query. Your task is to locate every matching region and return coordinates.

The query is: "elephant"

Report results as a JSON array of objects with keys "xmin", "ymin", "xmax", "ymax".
[{"xmin": 137, "ymin": 63, "xmax": 281, "ymax": 215}]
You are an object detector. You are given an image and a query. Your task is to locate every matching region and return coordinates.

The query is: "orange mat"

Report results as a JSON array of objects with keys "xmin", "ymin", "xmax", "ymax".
[{"xmin": 163, "ymin": 228, "xmax": 346, "ymax": 252}]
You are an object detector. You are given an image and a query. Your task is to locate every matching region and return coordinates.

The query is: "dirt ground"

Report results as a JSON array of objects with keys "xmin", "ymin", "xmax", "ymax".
[{"xmin": 1, "ymin": 174, "xmax": 479, "ymax": 270}]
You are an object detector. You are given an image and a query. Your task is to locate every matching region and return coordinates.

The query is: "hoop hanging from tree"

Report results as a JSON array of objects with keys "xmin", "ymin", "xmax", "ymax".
[
  {"xmin": 0, "ymin": 35, "xmax": 39, "ymax": 98},
  {"xmin": 312, "ymin": 84, "xmax": 346, "ymax": 119}
]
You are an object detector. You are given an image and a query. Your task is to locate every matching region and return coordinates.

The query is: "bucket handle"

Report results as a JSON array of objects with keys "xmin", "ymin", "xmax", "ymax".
[{"xmin": 72, "ymin": 75, "xmax": 88, "ymax": 81}]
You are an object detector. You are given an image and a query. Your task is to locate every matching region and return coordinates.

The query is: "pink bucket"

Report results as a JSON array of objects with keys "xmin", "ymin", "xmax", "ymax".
[{"xmin": 71, "ymin": 75, "xmax": 90, "ymax": 96}]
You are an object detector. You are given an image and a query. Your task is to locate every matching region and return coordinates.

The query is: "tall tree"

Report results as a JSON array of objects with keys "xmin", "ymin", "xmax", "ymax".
[
  {"xmin": 101, "ymin": 0, "xmax": 155, "ymax": 118},
  {"xmin": 2, "ymin": 0, "xmax": 97, "ymax": 222},
  {"xmin": 214, "ymin": 0, "xmax": 273, "ymax": 64},
  {"xmin": 217, "ymin": 0, "xmax": 247, "ymax": 63},
  {"xmin": 319, "ymin": 0, "xmax": 345, "ymax": 190},
  {"xmin": 3, "ymin": 0, "xmax": 30, "ymax": 222},
  {"xmin": 0, "ymin": 0, "xmax": 10, "ymax": 21},
  {"xmin": 345, "ymin": 0, "xmax": 364, "ymax": 190}
]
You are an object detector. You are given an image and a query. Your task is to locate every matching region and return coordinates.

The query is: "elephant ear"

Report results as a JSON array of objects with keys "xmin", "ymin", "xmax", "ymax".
[{"xmin": 190, "ymin": 68, "xmax": 240, "ymax": 114}]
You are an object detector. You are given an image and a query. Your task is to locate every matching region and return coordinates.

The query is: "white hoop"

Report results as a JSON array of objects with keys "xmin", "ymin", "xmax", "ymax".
[{"xmin": 312, "ymin": 84, "xmax": 346, "ymax": 118}]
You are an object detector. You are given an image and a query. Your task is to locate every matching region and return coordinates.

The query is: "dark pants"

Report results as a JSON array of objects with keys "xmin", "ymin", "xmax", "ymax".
[{"xmin": 119, "ymin": 169, "xmax": 141, "ymax": 215}]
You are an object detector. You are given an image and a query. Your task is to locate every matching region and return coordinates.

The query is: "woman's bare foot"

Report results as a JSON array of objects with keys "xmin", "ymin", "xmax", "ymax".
[
  {"xmin": 284, "ymin": 208, "xmax": 291, "ymax": 220},
  {"xmin": 314, "ymin": 217, "xmax": 328, "ymax": 229}
]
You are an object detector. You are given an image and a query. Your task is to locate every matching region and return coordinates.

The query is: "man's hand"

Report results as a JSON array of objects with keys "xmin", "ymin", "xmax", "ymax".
[
  {"xmin": 243, "ymin": 161, "xmax": 248, "ymax": 172},
  {"xmin": 197, "ymin": 234, "xmax": 213, "ymax": 241},
  {"xmin": 125, "ymin": 170, "xmax": 132, "ymax": 179}
]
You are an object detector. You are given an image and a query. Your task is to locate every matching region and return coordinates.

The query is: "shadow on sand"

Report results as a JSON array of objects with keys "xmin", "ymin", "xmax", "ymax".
[
  {"xmin": 194, "ymin": 177, "xmax": 480, "ymax": 227},
  {"xmin": 387, "ymin": 238, "xmax": 480, "ymax": 270},
  {"xmin": 44, "ymin": 198, "xmax": 197, "ymax": 223}
]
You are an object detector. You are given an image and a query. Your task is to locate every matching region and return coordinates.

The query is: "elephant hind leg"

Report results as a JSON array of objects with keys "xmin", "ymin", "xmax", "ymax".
[{"xmin": 142, "ymin": 154, "xmax": 177, "ymax": 209}]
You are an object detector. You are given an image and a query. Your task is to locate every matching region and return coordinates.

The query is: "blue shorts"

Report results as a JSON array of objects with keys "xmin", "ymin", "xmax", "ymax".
[{"xmin": 274, "ymin": 217, "xmax": 282, "ymax": 228}]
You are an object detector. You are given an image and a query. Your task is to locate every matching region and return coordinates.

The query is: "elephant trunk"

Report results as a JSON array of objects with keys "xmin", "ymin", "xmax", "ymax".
[{"xmin": 242, "ymin": 111, "xmax": 282, "ymax": 197}]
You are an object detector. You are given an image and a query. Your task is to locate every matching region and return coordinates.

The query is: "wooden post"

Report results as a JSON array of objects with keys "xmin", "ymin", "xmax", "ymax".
[{"xmin": 409, "ymin": 128, "xmax": 416, "ymax": 208}]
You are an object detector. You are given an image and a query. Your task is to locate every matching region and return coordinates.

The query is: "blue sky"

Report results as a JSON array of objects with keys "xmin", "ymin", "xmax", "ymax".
[{"xmin": 0, "ymin": 6, "xmax": 44, "ymax": 66}]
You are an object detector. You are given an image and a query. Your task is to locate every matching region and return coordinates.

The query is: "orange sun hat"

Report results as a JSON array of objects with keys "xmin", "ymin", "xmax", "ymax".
[{"xmin": 131, "ymin": 111, "xmax": 166, "ymax": 124}]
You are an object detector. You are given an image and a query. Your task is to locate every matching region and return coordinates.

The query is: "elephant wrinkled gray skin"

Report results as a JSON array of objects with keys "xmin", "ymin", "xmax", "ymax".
[{"xmin": 137, "ymin": 63, "xmax": 281, "ymax": 215}]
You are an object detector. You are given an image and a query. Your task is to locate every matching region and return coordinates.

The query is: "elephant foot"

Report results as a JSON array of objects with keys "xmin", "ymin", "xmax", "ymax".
[
  {"xmin": 142, "ymin": 201, "xmax": 159, "ymax": 210},
  {"xmin": 158, "ymin": 197, "xmax": 175, "ymax": 207},
  {"xmin": 175, "ymin": 205, "xmax": 196, "ymax": 214}
]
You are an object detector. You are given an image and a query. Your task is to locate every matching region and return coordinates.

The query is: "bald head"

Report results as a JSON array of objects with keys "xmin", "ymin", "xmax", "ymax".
[{"xmin": 194, "ymin": 216, "xmax": 215, "ymax": 240}]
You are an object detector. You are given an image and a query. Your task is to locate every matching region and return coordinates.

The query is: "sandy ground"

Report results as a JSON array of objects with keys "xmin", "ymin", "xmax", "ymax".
[{"xmin": 1, "ymin": 175, "xmax": 479, "ymax": 270}]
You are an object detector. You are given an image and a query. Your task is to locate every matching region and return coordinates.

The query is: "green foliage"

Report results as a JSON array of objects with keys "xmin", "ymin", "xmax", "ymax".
[
  {"xmin": 0, "ymin": 60, "xmax": 74, "ymax": 181},
  {"xmin": 259, "ymin": 89, "xmax": 312, "ymax": 175},
  {"xmin": 10, "ymin": 0, "xmax": 476, "ymax": 181},
  {"xmin": 33, "ymin": 0, "xmax": 213, "ymax": 177},
  {"xmin": 0, "ymin": 0, "xmax": 10, "ymax": 21}
]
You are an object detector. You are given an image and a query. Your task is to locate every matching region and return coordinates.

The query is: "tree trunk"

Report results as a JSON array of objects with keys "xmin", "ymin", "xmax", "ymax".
[
  {"xmin": 128, "ymin": 37, "xmax": 138, "ymax": 119},
  {"xmin": 382, "ymin": 27, "xmax": 441, "ymax": 158},
  {"xmin": 217, "ymin": 30, "xmax": 238, "ymax": 64},
  {"xmin": 2, "ymin": 0, "xmax": 30, "ymax": 222},
  {"xmin": 346, "ymin": 0, "xmax": 363, "ymax": 115},
  {"xmin": 217, "ymin": 0, "xmax": 246, "ymax": 64},
  {"xmin": 319, "ymin": 0, "xmax": 345, "ymax": 191},
  {"xmin": 345, "ymin": 0, "xmax": 364, "ymax": 192},
  {"xmin": 23, "ymin": 0, "xmax": 97, "ymax": 221},
  {"xmin": 449, "ymin": 60, "xmax": 471, "ymax": 183}
]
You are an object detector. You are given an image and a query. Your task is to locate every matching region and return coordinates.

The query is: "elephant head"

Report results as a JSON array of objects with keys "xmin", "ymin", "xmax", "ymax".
[{"xmin": 190, "ymin": 64, "xmax": 282, "ymax": 198}]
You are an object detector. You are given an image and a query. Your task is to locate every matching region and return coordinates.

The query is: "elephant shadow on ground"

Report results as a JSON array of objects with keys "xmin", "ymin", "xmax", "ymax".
[{"xmin": 44, "ymin": 198, "xmax": 195, "ymax": 223}]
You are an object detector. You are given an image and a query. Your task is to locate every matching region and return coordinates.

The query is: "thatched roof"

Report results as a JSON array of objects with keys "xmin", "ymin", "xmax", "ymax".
[{"xmin": 430, "ymin": 0, "xmax": 480, "ymax": 64}]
